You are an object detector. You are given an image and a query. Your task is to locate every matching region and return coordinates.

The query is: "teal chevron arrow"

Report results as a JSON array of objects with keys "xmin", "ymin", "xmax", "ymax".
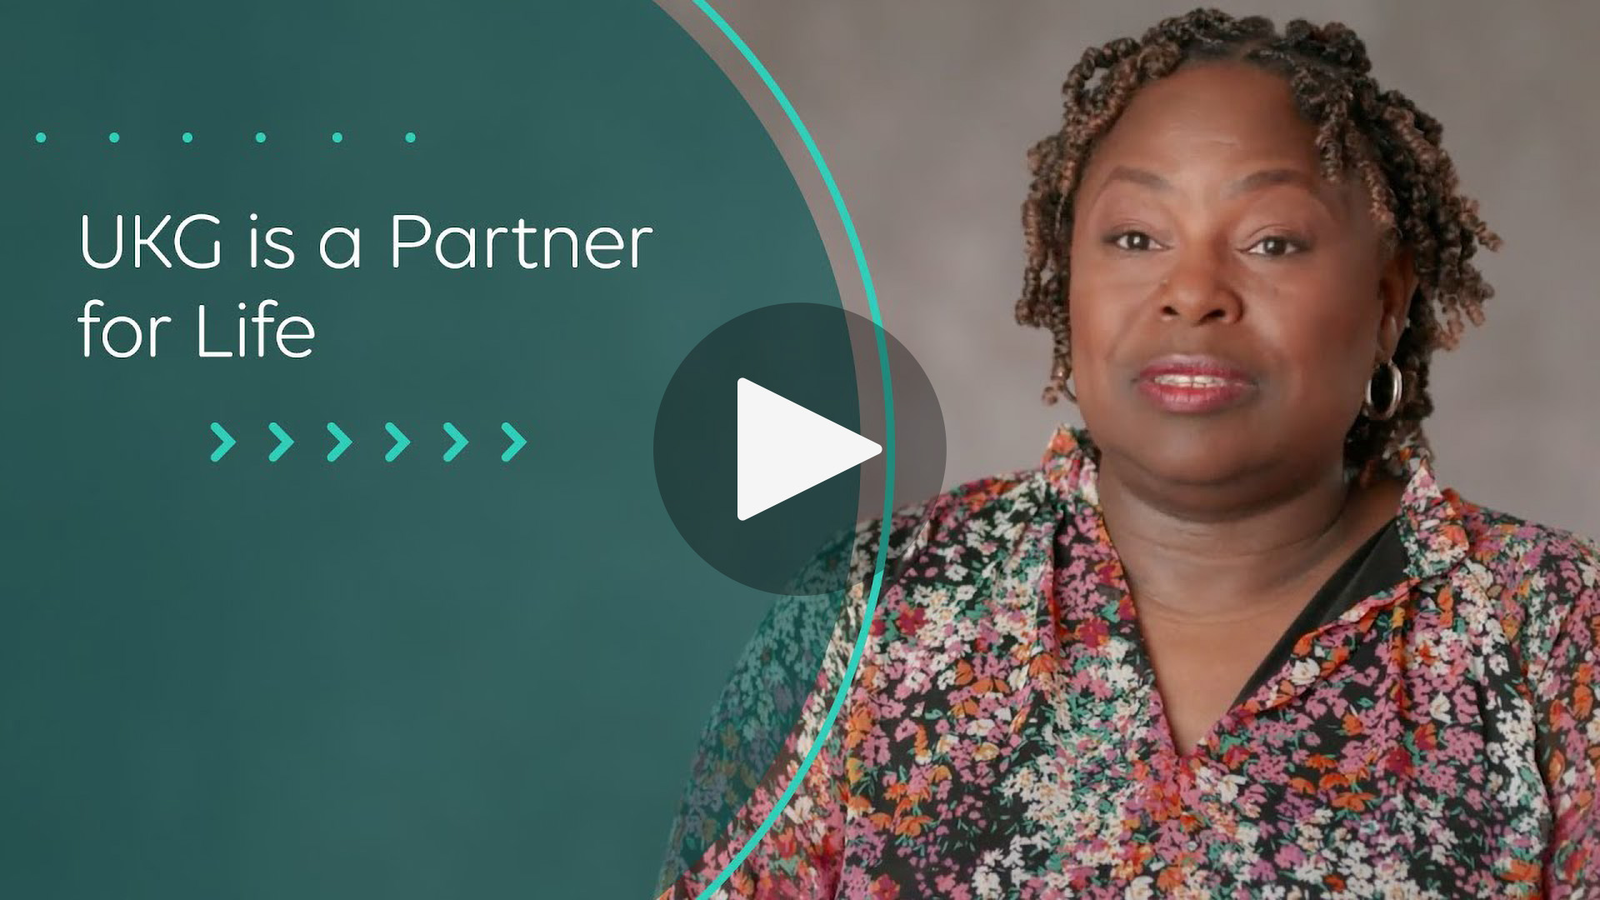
[
  {"xmin": 326, "ymin": 422, "xmax": 352, "ymax": 462},
  {"xmin": 209, "ymin": 422, "xmax": 235, "ymax": 462},
  {"xmin": 442, "ymin": 422, "xmax": 468, "ymax": 462},
  {"xmin": 500, "ymin": 422, "xmax": 526, "ymax": 462},
  {"xmin": 267, "ymin": 422, "xmax": 294, "ymax": 462},
  {"xmin": 384, "ymin": 422, "xmax": 410, "ymax": 462}
]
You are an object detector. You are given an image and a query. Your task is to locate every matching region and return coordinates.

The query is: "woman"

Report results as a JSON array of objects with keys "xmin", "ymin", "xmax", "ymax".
[{"xmin": 660, "ymin": 9, "xmax": 1598, "ymax": 898}]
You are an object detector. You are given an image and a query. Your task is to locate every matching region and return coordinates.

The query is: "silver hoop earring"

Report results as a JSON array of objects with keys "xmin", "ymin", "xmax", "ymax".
[{"xmin": 1363, "ymin": 358, "xmax": 1403, "ymax": 421}]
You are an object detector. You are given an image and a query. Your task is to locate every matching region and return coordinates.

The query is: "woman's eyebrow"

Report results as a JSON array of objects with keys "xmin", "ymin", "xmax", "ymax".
[
  {"xmin": 1100, "ymin": 165, "xmax": 1317, "ymax": 196},
  {"xmin": 1222, "ymin": 167, "xmax": 1318, "ymax": 199},
  {"xmin": 1102, "ymin": 165, "xmax": 1174, "ymax": 193},
  {"xmin": 1094, "ymin": 164, "xmax": 1332, "ymax": 214}
]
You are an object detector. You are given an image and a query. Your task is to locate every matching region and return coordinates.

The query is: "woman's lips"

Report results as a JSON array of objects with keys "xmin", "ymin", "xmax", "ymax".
[{"xmin": 1135, "ymin": 358, "xmax": 1257, "ymax": 414}]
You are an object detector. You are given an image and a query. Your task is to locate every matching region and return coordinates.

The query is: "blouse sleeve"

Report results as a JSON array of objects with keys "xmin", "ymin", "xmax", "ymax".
[
  {"xmin": 654, "ymin": 504, "xmax": 927, "ymax": 899},
  {"xmin": 1527, "ymin": 533, "xmax": 1600, "ymax": 895}
]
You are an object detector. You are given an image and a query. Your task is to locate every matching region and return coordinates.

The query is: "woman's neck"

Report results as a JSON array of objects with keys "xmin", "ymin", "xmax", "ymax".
[{"xmin": 1093, "ymin": 448, "xmax": 1404, "ymax": 623}]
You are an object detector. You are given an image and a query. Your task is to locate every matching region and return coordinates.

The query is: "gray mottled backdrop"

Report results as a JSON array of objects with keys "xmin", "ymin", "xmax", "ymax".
[{"xmin": 665, "ymin": 0, "xmax": 1600, "ymax": 539}]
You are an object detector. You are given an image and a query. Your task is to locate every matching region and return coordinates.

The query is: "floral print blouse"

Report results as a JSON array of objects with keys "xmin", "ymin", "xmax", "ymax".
[{"xmin": 658, "ymin": 425, "xmax": 1600, "ymax": 899}]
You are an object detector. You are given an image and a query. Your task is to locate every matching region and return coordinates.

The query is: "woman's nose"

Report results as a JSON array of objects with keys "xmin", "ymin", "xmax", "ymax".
[{"xmin": 1158, "ymin": 248, "xmax": 1243, "ymax": 324}]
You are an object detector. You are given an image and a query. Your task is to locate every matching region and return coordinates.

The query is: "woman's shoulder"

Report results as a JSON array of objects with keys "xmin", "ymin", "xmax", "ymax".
[
  {"xmin": 837, "ymin": 426, "xmax": 1112, "ymax": 590},
  {"xmin": 1449, "ymin": 495, "xmax": 1599, "ymax": 661},
  {"xmin": 830, "ymin": 461, "xmax": 1053, "ymax": 591},
  {"xmin": 1454, "ymin": 494, "xmax": 1600, "ymax": 589}
]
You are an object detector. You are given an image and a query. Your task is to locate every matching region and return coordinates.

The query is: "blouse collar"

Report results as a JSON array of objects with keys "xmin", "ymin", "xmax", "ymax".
[{"xmin": 1036, "ymin": 423, "xmax": 1469, "ymax": 584}]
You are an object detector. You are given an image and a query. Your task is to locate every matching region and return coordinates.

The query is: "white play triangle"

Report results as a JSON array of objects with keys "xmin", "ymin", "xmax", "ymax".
[{"xmin": 737, "ymin": 377, "xmax": 883, "ymax": 521}]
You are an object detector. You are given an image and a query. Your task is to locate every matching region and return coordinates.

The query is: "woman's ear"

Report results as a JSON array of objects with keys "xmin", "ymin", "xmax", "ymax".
[{"xmin": 1376, "ymin": 244, "xmax": 1418, "ymax": 360}]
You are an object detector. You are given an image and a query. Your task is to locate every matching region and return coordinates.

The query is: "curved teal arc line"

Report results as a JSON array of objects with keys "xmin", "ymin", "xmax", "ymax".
[{"xmin": 683, "ymin": 3, "xmax": 896, "ymax": 898}]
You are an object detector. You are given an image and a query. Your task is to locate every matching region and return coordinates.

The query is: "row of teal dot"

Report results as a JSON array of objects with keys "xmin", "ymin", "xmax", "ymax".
[{"xmin": 33, "ymin": 131, "xmax": 418, "ymax": 144}]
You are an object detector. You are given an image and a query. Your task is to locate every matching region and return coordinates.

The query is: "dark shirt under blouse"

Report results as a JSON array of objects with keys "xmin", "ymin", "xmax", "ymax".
[{"xmin": 1233, "ymin": 516, "xmax": 1407, "ymax": 708}]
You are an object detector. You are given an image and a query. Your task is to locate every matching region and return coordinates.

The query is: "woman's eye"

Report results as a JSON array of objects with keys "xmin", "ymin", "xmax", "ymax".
[
  {"xmin": 1246, "ymin": 235, "xmax": 1307, "ymax": 258},
  {"xmin": 1108, "ymin": 231, "xmax": 1159, "ymax": 252}
]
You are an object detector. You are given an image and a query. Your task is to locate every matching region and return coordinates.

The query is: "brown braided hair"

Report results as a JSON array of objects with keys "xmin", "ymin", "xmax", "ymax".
[{"xmin": 1016, "ymin": 8, "xmax": 1502, "ymax": 483}]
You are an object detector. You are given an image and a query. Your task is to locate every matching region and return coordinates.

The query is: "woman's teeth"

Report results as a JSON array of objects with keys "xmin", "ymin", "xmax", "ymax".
[{"xmin": 1151, "ymin": 374, "xmax": 1232, "ymax": 387}]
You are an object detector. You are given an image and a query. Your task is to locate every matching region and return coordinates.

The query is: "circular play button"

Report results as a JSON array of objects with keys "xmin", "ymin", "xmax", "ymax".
[{"xmin": 653, "ymin": 303, "xmax": 946, "ymax": 596}]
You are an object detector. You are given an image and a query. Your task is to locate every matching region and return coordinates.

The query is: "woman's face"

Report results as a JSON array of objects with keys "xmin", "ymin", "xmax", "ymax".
[{"xmin": 1068, "ymin": 61, "xmax": 1415, "ymax": 490}]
